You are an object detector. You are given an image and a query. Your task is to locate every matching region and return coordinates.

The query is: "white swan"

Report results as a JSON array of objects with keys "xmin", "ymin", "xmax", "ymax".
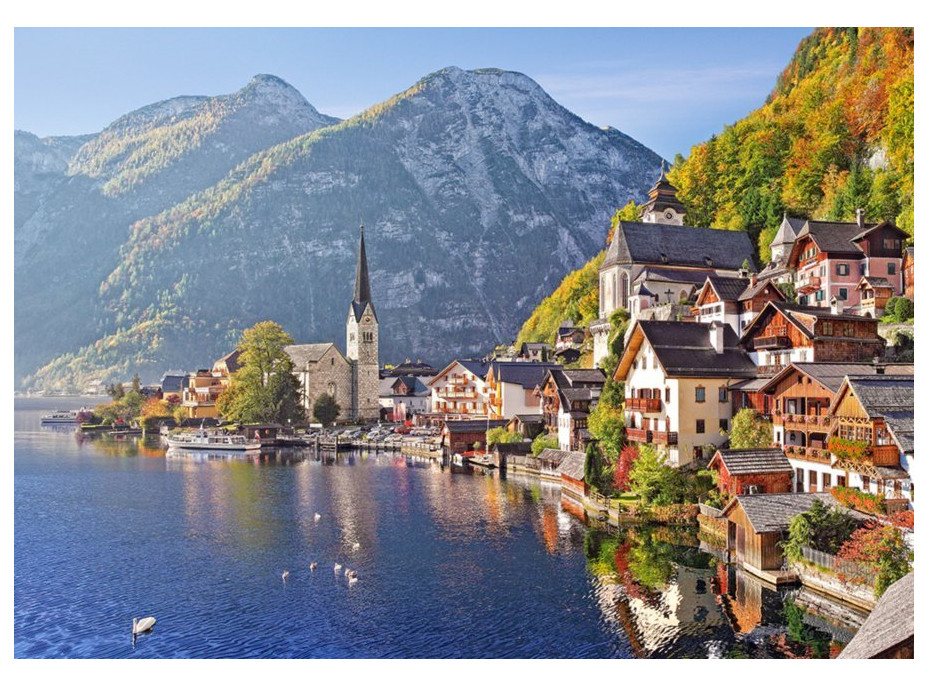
[
  {"xmin": 282, "ymin": 570, "xmax": 290, "ymax": 582},
  {"xmin": 310, "ymin": 562, "xmax": 318, "ymax": 571},
  {"xmin": 334, "ymin": 563, "xmax": 342, "ymax": 573},
  {"xmin": 314, "ymin": 513, "xmax": 321, "ymax": 522},
  {"xmin": 352, "ymin": 541, "xmax": 360, "ymax": 550},
  {"xmin": 132, "ymin": 617, "xmax": 156, "ymax": 635}
]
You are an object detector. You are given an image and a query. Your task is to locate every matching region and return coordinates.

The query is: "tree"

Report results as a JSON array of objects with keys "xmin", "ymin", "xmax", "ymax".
[
  {"xmin": 836, "ymin": 520, "xmax": 913, "ymax": 597},
  {"xmin": 486, "ymin": 427, "xmax": 521, "ymax": 447},
  {"xmin": 725, "ymin": 408, "xmax": 773, "ymax": 449},
  {"xmin": 782, "ymin": 499, "xmax": 860, "ymax": 563},
  {"xmin": 313, "ymin": 393, "xmax": 340, "ymax": 427},
  {"xmin": 613, "ymin": 444, "xmax": 639, "ymax": 493},
  {"xmin": 531, "ymin": 433, "xmax": 559, "ymax": 456},
  {"xmin": 584, "ymin": 442, "xmax": 602, "ymax": 488},
  {"xmin": 587, "ymin": 402, "xmax": 624, "ymax": 458},
  {"xmin": 219, "ymin": 321, "xmax": 306, "ymax": 425},
  {"xmin": 628, "ymin": 445, "xmax": 685, "ymax": 506},
  {"xmin": 131, "ymin": 373, "xmax": 141, "ymax": 393}
]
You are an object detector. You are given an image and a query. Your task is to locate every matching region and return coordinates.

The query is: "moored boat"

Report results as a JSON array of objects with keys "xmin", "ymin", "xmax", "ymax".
[
  {"xmin": 164, "ymin": 430, "xmax": 261, "ymax": 451},
  {"xmin": 41, "ymin": 410, "xmax": 79, "ymax": 424}
]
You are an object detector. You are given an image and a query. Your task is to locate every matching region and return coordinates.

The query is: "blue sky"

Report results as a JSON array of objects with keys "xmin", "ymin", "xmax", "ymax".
[{"xmin": 14, "ymin": 27, "xmax": 813, "ymax": 160}]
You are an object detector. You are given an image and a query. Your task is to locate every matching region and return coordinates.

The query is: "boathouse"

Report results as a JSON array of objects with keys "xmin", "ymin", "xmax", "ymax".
[
  {"xmin": 558, "ymin": 450, "xmax": 587, "ymax": 500},
  {"xmin": 707, "ymin": 448, "xmax": 793, "ymax": 497},
  {"xmin": 441, "ymin": 419, "xmax": 508, "ymax": 456}
]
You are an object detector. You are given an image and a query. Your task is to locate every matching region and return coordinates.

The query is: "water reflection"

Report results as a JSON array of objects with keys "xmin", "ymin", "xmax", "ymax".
[{"xmin": 580, "ymin": 523, "xmax": 865, "ymax": 658}]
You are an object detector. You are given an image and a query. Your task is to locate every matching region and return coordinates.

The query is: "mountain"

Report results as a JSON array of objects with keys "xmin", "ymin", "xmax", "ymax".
[
  {"xmin": 669, "ymin": 27, "xmax": 914, "ymax": 256},
  {"xmin": 16, "ymin": 68, "xmax": 663, "ymax": 390}
]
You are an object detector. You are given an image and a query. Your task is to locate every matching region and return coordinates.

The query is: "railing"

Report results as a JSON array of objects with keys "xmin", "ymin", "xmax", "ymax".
[
  {"xmin": 885, "ymin": 499, "xmax": 911, "ymax": 514},
  {"xmin": 439, "ymin": 391, "xmax": 477, "ymax": 399},
  {"xmin": 800, "ymin": 546, "xmax": 870, "ymax": 578},
  {"xmin": 776, "ymin": 413, "xmax": 832, "ymax": 428},
  {"xmin": 626, "ymin": 397, "xmax": 661, "ymax": 413},
  {"xmin": 653, "ymin": 431, "xmax": 678, "ymax": 445},
  {"xmin": 755, "ymin": 335, "xmax": 791, "ymax": 350},
  {"xmin": 871, "ymin": 444, "xmax": 900, "ymax": 466},
  {"xmin": 626, "ymin": 428, "xmax": 652, "ymax": 443},
  {"xmin": 757, "ymin": 364, "xmax": 786, "ymax": 376},
  {"xmin": 783, "ymin": 444, "xmax": 831, "ymax": 464},
  {"xmin": 698, "ymin": 503, "xmax": 723, "ymax": 518}
]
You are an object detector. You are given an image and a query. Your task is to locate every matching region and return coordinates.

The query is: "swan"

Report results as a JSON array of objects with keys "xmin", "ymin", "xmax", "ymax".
[
  {"xmin": 132, "ymin": 617, "xmax": 156, "ymax": 635},
  {"xmin": 309, "ymin": 562, "xmax": 318, "ymax": 571},
  {"xmin": 346, "ymin": 569, "xmax": 358, "ymax": 580},
  {"xmin": 334, "ymin": 563, "xmax": 342, "ymax": 573},
  {"xmin": 352, "ymin": 541, "xmax": 360, "ymax": 550},
  {"xmin": 314, "ymin": 513, "xmax": 321, "ymax": 522},
  {"xmin": 282, "ymin": 570, "xmax": 290, "ymax": 582}
]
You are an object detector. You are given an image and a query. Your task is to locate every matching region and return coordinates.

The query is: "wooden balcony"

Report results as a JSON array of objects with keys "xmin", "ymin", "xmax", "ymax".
[
  {"xmin": 653, "ymin": 431, "xmax": 678, "ymax": 446},
  {"xmin": 755, "ymin": 335, "xmax": 791, "ymax": 350},
  {"xmin": 798, "ymin": 276, "xmax": 822, "ymax": 294},
  {"xmin": 776, "ymin": 413, "xmax": 832, "ymax": 430},
  {"xmin": 784, "ymin": 444, "xmax": 831, "ymax": 464},
  {"xmin": 757, "ymin": 364, "xmax": 786, "ymax": 376},
  {"xmin": 627, "ymin": 397, "xmax": 661, "ymax": 413},
  {"xmin": 626, "ymin": 428, "xmax": 652, "ymax": 443},
  {"xmin": 871, "ymin": 444, "xmax": 900, "ymax": 466}
]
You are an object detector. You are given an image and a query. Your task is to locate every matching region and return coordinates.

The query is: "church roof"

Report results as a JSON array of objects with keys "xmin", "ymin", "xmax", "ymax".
[
  {"xmin": 350, "ymin": 224, "xmax": 377, "ymax": 322},
  {"xmin": 770, "ymin": 214, "xmax": 806, "ymax": 248},
  {"xmin": 603, "ymin": 221, "xmax": 756, "ymax": 271},
  {"xmin": 285, "ymin": 343, "xmax": 342, "ymax": 368}
]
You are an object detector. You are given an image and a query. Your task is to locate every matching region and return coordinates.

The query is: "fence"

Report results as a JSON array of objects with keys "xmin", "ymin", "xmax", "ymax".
[
  {"xmin": 801, "ymin": 545, "xmax": 871, "ymax": 579},
  {"xmin": 698, "ymin": 503, "xmax": 723, "ymax": 518}
]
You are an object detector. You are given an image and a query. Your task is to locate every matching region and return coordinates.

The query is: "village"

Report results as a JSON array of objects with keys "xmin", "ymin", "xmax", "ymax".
[{"xmin": 68, "ymin": 169, "xmax": 915, "ymax": 658}]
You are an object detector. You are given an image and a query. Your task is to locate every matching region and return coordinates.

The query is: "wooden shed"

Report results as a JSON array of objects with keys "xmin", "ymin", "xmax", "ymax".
[
  {"xmin": 720, "ymin": 492, "xmax": 839, "ymax": 572},
  {"xmin": 708, "ymin": 448, "xmax": 793, "ymax": 497},
  {"xmin": 558, "ymin": 451, "xmax": 588, "ymax": 501}
]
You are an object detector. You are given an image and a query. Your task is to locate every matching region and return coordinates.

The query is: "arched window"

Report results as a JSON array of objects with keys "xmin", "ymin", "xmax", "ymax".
[{"xmin": 621, "ymin": 272, "xmax": 630, "ymax": 310}]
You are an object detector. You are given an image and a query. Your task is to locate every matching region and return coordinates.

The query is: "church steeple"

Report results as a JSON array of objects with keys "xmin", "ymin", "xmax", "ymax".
[
  {"xmin": 350, "ymin": 223, "xmax": 376, "ymax": 322},
  {"xmin": 640, "ymin": 162, "xmax": 686, "ymax": 225}
]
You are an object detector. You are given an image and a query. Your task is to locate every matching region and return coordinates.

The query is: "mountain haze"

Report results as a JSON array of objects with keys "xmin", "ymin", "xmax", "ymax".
[{"xmin": 15, "ymin": 68, "xmax": 663, "ymax": 390}]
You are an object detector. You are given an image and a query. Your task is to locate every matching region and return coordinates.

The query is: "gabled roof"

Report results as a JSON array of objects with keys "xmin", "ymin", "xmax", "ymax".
[
  {"xmin": 708, "ymin": 448, "xmax": 792, "ymax": 476},
  {"xmin": 214, "ymin": 349, "xmax": 242, "ymax": 374},
  {"xmin": 160, "ymin": 372, "xmax": 190, "ymax": 393},
  {"xmin": 740, "ymin": 301, "xmax": 882, "ymax": 345},
  {"xmin": 738, "ymin": 278, "xmax": 785, "ymax": 302},
  {"xmin": 603, "ymin": 221, "xmax": 756, "ymax": 271},
  {"xmin": 429, "ymin": 359, "xmax": 491, "ymax": 387},
  {"xmin": 838, "ymin": 572, "xmax": 913, "ymax": 659},
  {"xmin": 856, "ymin": 275, "xmax": 893, "ymax": 290},
  {"xmin": 536, "ymin": 447, "xmax": 575, "ymax": 467},
  {"xmin": 635, "ymin": 266, "xmax": 719, "ymax": 286},
  {"xmin": 385, "ymin": 360, "xmax": 439, "ymax": 377},
  {"xmin": 489, "ymin": 361, "xmax": 562, "ymax": 389},
  {"xmin": 616, "ymin": 320, "xmax": 756, "ymax": 381},
  {"xmin": 850, "ymin": 220, "xmax": 909, "ymax": 244},
  {"xmin": 443, "ymin": 419, "xmax": 508, "ymax": 433},
  {"xmin": 558, "ymin": 451, "xmax": 587, "ymax": 481},
  {"xmin": 757, "ymin": 362, "xmax": 914, "ymax": 395},
  {"xmin": 286, "ymin": 343, "xmax": 343, "ymax": 368},
  {"xmin": 721, "ymin": 492, "xmax": 856, "ymax": 533},
  {"xmin": 703, "ymin": 276, "xmax": 751, "ymax": 302},
  {"xmin": 832, "ymin": 375, "xmax": 914, "ymax": 453},
  {"xmin": 770, "ymin": 215, "xmax": 806, "ymax": 248}
]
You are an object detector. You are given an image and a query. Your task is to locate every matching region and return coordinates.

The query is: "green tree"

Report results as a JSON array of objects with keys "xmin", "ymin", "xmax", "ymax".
[
  {"xmin": 531, "ymin": 433, "xmax": 559, "ymax": 456},
  {"xmin": 219, "ymin": 321, "xmax": 305, "ymax": 425},
  {"xmin": 486, "ymin": 427, "xmax": 521, "ymax": 447},
  {"xmin": 587, "ymin": 402, "xmax": 624, "ymax": 458},
  {"xmin": 131, "ymin": 372, "xmax": 142, "ymax": 393},
  {"xmin": 313, "ymin": 393, "xmax": 340, "ymax": 427},
  {"xmin": 583, "ymin": 442, "xmax": 602, "ymax": 489},
  {"xmin": 628, "ymin": 444, "xmax": 685, "ymax": 506},
  {"xmin": 725, "ymin": 408, "xmax": 773, "ymax": 449}
]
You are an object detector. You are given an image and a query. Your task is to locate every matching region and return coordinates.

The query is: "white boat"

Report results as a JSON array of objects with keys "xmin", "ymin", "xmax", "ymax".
[
  {"xmin": 41, "ymin": 410, "xmax": 79, "ymax": 424},
  {"xmin": 164, "ymin": 430, "xmax": 261, "ymax": 451}
]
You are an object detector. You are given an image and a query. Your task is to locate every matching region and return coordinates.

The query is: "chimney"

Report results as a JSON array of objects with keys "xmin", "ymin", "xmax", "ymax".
[
  {"xmin": 856, "ymin": 208, "xmax": 865, "ymax": 228},
  {"xmin": 738, "ymin": 267, "xmax": 748, "ymax": 279},
  {"xmin": 830, "ymin": 296, "xmax": 843, "ymax": 315},
  {"xmin": 708, "ymin": 321, "xmax": 724, "ymax": 354},
  {"xmin": 750, "ymin": 274, "xmax": 757, "ymax": 288}
]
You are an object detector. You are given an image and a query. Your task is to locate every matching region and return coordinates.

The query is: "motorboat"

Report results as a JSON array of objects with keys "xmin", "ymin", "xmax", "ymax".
[{"xmin": 164, "ymin": 430, "xmax": 261, "ymax": 451}]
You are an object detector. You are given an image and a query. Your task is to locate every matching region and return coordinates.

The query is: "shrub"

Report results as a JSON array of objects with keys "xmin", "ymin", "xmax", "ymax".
[
  {"xmin": 836, "ymin": 520, "xmax": 913, "ymax": 597},
  {"xmin": 531, "ymin": 433, "xmax": 559, "ymax": 456},
  {"xmin": 782, "ymin": 499, "xmax": 860, "ymax": 563},
  {"xmin": 830, "ymin": 485, "xmax": 887, "ymax": 515}
]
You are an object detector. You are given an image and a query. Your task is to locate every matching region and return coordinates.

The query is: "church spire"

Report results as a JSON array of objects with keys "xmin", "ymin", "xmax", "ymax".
[{"xmin": 353, "ymin": 222, "xmax": 372, "ymax": 305}]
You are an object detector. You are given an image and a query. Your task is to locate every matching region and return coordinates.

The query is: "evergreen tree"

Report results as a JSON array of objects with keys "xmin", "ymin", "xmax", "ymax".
[{"xmin": 313, "ymin": 393, "xmax": 340, "ymax": 427}]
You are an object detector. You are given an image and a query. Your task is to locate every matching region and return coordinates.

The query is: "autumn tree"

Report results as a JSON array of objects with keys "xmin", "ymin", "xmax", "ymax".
[
  {"xmin": 613, "ymin": 444, "xmax": 639, "ymax": 493},
  {"xmin": 218, "ymin": 321, "xmax": 305, "ymax": 425},
  {"xmin": 725, "ymin": 408, "xmax": 773, "ymax": 449}
]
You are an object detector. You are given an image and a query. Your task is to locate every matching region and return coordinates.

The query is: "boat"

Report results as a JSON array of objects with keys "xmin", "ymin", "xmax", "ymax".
[
  {"xmin": 164, "ymin": 430, "xmax": 261, "ymax": 451},
  {"xmin": 41, "ymin": 410, "xmax": 79, "ymax": 424}
]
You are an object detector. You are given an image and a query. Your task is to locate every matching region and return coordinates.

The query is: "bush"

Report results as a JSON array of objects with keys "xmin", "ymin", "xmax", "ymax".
[
  {"xmin": 531, "ymin": 433, "xmax": 558, "ymax": 456},
  {"xmin": 836, "ymin": 521, "xmax": 913, "ymax": 597},
  {"xmin": 782, "ymin": 499, "xmax": 860, "ymax": 563},
  {"xmin": 830, "ymin": 485, "xmax": 886, "ymax": 515},
  {"xmin": 883, "ymin": 296, "xmax": 914, "ymax": 322}
]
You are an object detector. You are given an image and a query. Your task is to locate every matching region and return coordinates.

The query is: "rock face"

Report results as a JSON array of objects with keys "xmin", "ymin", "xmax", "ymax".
[{"xmin": 15, "ymin": 68, "xmax": 663, "ymax": 390}]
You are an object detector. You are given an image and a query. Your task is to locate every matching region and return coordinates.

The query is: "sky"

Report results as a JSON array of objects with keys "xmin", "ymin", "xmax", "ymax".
[{"xmin": 14, "ymin": 27, "xmax": 814, "ymax": 161}]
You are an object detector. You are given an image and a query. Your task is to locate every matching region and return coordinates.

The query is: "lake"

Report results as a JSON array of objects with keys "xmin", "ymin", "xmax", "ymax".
[{"xmin": 13, "ymin": 397, "xmax": 866, "ymax": 658}]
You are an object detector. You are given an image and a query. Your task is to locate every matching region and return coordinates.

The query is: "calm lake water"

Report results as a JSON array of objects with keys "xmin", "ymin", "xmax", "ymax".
[{"xmin": 14, "ymin": 397, "xmax": 866, "ymax": 659}]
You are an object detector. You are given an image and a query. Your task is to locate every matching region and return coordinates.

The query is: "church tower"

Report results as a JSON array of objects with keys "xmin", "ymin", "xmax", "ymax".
[
  {"xmin": 346, "ymin": 224, "xmax": 380, "ymax": 422},
  {"xmin": 639, "ymin": 163, "xmax": 686, "ymax": 225}
]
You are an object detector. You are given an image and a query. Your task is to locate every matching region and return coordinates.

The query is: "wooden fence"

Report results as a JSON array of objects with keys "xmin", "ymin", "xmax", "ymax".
[{"xmin": 801, "ymin": 545, "xmax": 870, "ymax": 578}]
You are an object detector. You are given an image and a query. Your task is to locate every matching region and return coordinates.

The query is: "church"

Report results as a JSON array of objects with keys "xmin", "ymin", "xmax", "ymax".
[{"xmin": 285, "ymin": 225, "xmax": 380, "ymax": 423}]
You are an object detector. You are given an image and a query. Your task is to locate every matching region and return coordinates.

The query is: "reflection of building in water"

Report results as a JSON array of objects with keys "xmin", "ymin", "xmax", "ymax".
[{"xmin": 617, "ymin": 564, "xmax": 732, "ymax": 657}]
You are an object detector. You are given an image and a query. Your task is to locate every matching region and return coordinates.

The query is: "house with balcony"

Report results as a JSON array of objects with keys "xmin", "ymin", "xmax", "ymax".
[
  {"xmin": 428, "ymin": 359, "xmax": 491, "ymax": 417},
  {"xmin": 182, "ymin": 369, "xmax": 227, "ymax": 419},
  {"xmin": 537, "ymin": 368, "xmax": 606, "ymax": 451},
  {"xmin": 756, "ymin": 362, "xmax": 914, "ymax": 494},
  {"xmin": 827, "ymin": 375, "xmax": 914, "ymax": 508},
  {"xmin": 693, "ymin": 274, "xmax": 785, "ymax": 336},
  {"xmin": 485, "ymin": 361, "xmax": 562, "ymax": 420},
  {"xmin": 786, "ymin": 212, "xmax": 907, "ymax": 311},
  {"xmin": 615, "ymin": 320, "xmax": 755, "ymax": 467},
  {"xmin": 739, "ymin": 300, "xmax": 885, "ymax": 378},
  {"xmin": 856, "ymin": 276, "xmax": 895, "ymax": 318},
  {"xmin": 379, "ymin": 374, "xmax": 433, "ymax": 421}
]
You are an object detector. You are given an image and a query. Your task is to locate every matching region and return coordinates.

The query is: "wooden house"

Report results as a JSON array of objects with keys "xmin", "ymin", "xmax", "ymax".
[
  {"xmin": 428, "ymin": 359, "xmax": 491, "ymax": 417},
  {"xmin": 558, "ymin": 450, "xmax": 588, "ymax": 501},
  {"xmin": 537, "ymin": 368, "xmax": 605, "ymax": 451},
  {"xmin": 739, "ymin": 300, "xmax": 885, "ymax": 377},
  {"xmin": 720, "ymin": 492, "xmax": 841, "ymax": 572},
  {"xmin": 486, "ymin": 361, "xmax": 561, "ymax": 419},
  {"xmin": 757, "ymin": 362, "xmax": 914, "ymax": 493},
  {"xmin": 506, "ymin": 413, "xmax": 545, "ymax": 440},
  {"xmin": 441, "ymin": 419, "xmax": 508, "ymax": 456},
  {"xmin": 856, "ymin": 276, "xmax": 895, "ymax": 318},
  {"xmin": 827, "ymin": 375, "xmax": 914, "ymax": 506},
  {"xmin": 708, "ymin": 448, "xmax": 793, "ymax": 497},
  {"xmin": 694, "ymin": 274, "xmax": 785, "ymax": 336}
]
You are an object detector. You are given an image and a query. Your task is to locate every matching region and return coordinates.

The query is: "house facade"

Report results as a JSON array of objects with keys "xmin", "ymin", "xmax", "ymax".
[
  {"xmin": 285, "ymin": 343, "xmax": 353, "ymax": 423},
  {"xmin": 708, "ymin": 448, "xmax": 793, "ymax": 497},
  {"xmin": 428, "ymin": 360, "xmax": 491, "ymax": 417},
  {"xmin": 485, "ymin": 361, "xmax": 561, "ymax": 419},
  {"xmin": 537, "ymin": 368, "xmax": 606, "ymax": 452},
  {"xmin": 615, "ymin": 320, "xmax": 755, "ymax": 467},
  {"xmin": 694, "ymin": 275, "xmax": 785, "ymax": 337}
]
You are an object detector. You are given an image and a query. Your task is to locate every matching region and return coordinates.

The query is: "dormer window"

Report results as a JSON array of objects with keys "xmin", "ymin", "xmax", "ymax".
[{"xmin": 704, "ymin": 256, "xmax": 713, "ymax": 267}]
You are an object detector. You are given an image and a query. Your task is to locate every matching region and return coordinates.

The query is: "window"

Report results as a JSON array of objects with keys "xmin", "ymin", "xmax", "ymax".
[
  {"xmin": 837, "ymin": 263, "xmax": 849, "ymax": 276},
  {"xmin": 862, "ymin": 475, "xmax": 871, "ymax": 491},
  {"xmin": 838, "ymin": 288, "xmax": 848, "ymax": 301},
  {"xmin": 837, "ymin": 475, "xmax": 846, "ymax": 488},
  {"xmin": 796, "ymin": 468, "xmax": 805, "ymax": 492},
  {"xmin": 695, "ymin": 386, "xmax": 706, "ymax": 403},
  {"xmin": 888, "ymin": 263, "xmax": 897, "ymax": 275},
  {"xmin": 820, "ymin": 265, "xmax": 826, "ymax": 277},
  {"xmin": 823, "ymin": 473, "xmax": 831, "ymax": 489},
  {"xmin": 696, "ymin": 419, "xmax": 705, "ymax": 434},
  {"xmin": 719, "ymin": 418, "xmax": 729, "ymax": 432},
  {"xmin": 665, "ymin": 387, "xmax": 671, "ymax": 402},
  {"xmin": 815, "ymin": 290, "xmax": 825, "ymax": 302},
  {"xmin": 883, "ymin": 238, "xmax": 901, "ymax": 251},
  {"xmin": 719, "ymin": 387, "xmax": 728, "ymax": 402}
]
